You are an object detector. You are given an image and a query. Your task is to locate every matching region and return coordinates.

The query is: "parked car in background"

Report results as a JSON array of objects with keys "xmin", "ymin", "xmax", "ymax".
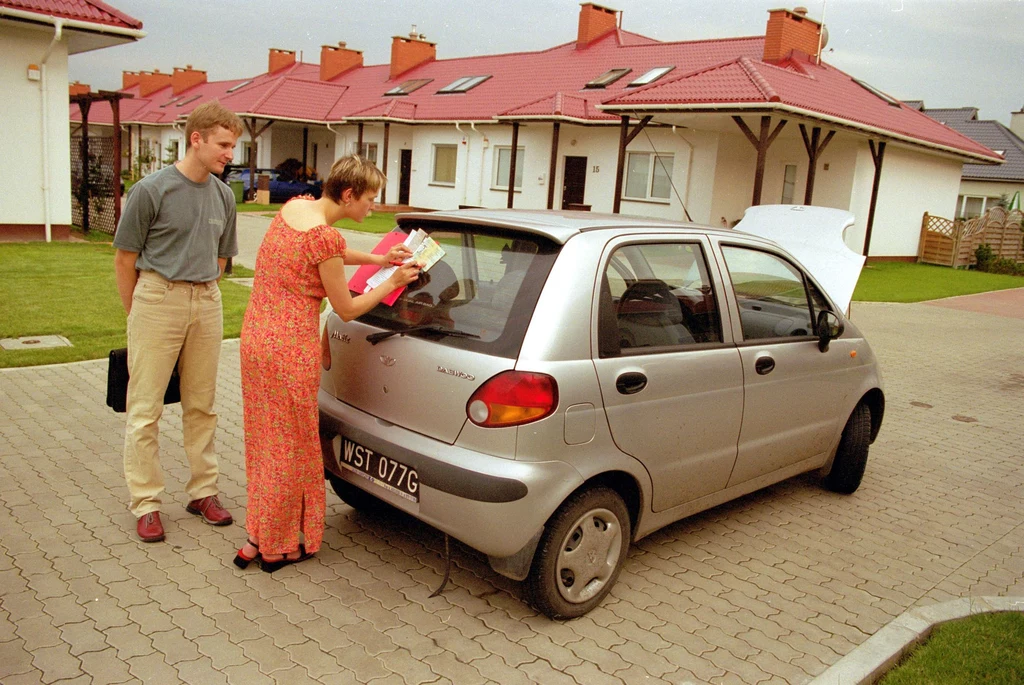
[
  {"xmin": 317, "ymin": 206, "xmax": 885, "ymax": 618},
  {"xmin": 225, "ymin": 167, "xmax": 322, "ymax": 203}
]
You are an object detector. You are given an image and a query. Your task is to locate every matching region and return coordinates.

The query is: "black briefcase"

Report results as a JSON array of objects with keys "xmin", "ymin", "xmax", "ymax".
[{"xmin": 106, "ymin": 347, "xmax": 181, "ymax": 413}]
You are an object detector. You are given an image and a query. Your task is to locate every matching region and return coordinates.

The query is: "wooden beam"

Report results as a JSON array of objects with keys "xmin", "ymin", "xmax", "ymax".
[
  {"xmin": 799, "ymin": 124, "xmax": 835, "ymax": 205},
  {"xmin": 613, "ymin": 115, "xmax": 653, "ymax": 213},
  {"xmin": 864, "ymin": 140, "xmax": 886, "ymax": 256},
  {"xmin": 507, "ymin": 122, "xmax": 520, "ymax": 209},
  {"xmin": 243, "ymin": 118, "xmax": 275, "ymax": 200},
  {"xmin": 112, "ymin": 98, "xmax": 122, "ymax": 228},
  {"xmin": 547, "ymin": 121, "xmax": 560, "ymax": 210},
  {"xmin": 734, "ymin": 115, "xmax": 787, "ymax": 206},
  {"xmin": 381, "ymin": 122, "xmax": 390, "ymax": 204}
]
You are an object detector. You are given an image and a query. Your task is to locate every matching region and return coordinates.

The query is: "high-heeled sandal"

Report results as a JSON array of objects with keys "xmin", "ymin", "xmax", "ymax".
[
  {"xmin": 233, "ymin": 540, "xmax": 260, "ymax": 569},
  {"xmin": 259, "ymin": 544, "xmax": 315, "ymax": 574}
]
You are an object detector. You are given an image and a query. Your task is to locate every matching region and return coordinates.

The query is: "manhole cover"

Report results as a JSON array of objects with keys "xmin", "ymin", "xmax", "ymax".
[{"xmin": 0, "ymin": 335, "xmax": 73, "ymax": 350}]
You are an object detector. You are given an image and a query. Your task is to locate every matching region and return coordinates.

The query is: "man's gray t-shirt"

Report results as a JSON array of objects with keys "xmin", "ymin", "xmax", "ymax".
[{"xmin": 114, "ymin": 165, "xmax": 238, "ymax": 283}]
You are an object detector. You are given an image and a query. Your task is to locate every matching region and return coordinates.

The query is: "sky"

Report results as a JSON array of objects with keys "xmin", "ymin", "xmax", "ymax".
[{"xmin": 68, "ymin": 0, "xmax": 1024, "ymax": 125}]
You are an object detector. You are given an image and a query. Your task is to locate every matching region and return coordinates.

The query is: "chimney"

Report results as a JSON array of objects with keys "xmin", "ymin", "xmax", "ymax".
[
  {"xmin": 389, "ymin": 29, "xmax": 436, "ymax": 80},
  {"xmin": 1011, "ymin": 107, "xmax": 1024, "ymax": 141},
  {"xmin": 172, "ymin": 65, "xmax": 207, "ymax": 95},
  {"xmin": 122, "ymin": 70, "xmax": 142, "ymax": 90},
  {"xmin": 763, "ymin": 7, "xmax": 823, "ymax": 63},
  {"xmin": 69, "ymin": 81, "xmax": 90, "ymax": 96},
  {"xmin": 577, "ymin": 3, "xmax": 619, "ymax": 49},
  {"xmin": 269, "ymin": 48, "xmax": 296, "ymax": 73},
  {"xmin": 320, "ymin": 42, "xmax": 363, "ymax": 81},
  {"xmin": 138, "ymin": 69, "xmax": 172, "ymax": 97}
]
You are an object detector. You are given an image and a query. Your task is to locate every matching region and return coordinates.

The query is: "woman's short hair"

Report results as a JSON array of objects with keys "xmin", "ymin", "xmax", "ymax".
[
  {"xmin": 184, "ymin": 100, "xmax": 243, "ymax": 141},
  {"xmin": 323, "ymin": 155, "xmax": 386, "ymax": 203}
]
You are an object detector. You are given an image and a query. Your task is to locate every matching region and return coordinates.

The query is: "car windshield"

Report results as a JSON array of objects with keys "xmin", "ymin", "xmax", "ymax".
[{"xmin": 353, "ymin": 221, "xmax": 558, "ymax": 357}]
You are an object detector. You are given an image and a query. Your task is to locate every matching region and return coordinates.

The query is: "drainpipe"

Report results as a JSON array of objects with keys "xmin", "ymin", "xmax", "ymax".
[
  {"xmin": 39, "ymin": 19, "xmax": 64, "ymax": 242},
  {"xmin": 470, "ymin": 123, "xmax": 488, "ymax": 206},
  {"xmin": 455, "ymin": 122, "xmax": 468, "ymax": 207},
  {"xmin": 672, "ymin": 126, "xmax": 695, "ymax": 222},
  {"xmin": 326, "ymin": 123, "xmax": 346, "ymax": 167}
]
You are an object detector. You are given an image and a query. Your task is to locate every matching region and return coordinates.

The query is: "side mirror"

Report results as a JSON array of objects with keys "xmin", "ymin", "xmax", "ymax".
[{"xmin": 816, "ymin": 310, "xmax": 845, "ymax": 353}]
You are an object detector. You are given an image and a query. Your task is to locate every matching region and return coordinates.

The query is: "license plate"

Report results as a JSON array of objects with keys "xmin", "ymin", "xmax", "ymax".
[{"xmin": 336, "ymin": 436, "xmax": 420, "ymax": 503}]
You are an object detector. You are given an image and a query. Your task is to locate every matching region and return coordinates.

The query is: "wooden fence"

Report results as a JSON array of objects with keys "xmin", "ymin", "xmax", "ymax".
[{"xmin": 918, "ymin": 207, "xmax": 1024, "ymax": 267}]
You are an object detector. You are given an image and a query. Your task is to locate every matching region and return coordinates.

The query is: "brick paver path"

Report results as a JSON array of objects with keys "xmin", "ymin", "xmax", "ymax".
[{"xmin": 1, "ymin": 299, "xmax": 1022, "ymax": 684}]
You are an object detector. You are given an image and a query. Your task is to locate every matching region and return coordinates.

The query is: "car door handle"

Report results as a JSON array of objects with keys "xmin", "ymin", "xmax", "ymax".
[
  {"xmin": 616, "ymin": 372, "xmax": 647, "ymax": 395},
  {"xmin": 754, "ymin": 354, "xmax": 775, "ymax": 375}
]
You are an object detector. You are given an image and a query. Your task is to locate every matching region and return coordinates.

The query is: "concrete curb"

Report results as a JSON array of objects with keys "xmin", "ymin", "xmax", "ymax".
[{"xmin": 809, "ymin": 596, "xmax": 1024, "ymax": 684}]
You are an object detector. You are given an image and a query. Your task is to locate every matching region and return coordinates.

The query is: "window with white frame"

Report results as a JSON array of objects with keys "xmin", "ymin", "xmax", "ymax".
[
  {"xmin": 957, "ymin": 195, "xmax": 1000, "ymax": 219},
  {"xmin": 358, "ymin": 142, "xmax": 378, "ymax": 165},
  {"xmin": 493, "ymin": 146, "xmax": 525, "ymax": 190},
  {"xmin": 432, "ymin": 144, "xmax": 457, "ymax": 185},
  {"xmin": 781, "ymin": 164, "xmax": 797, "ymax": 204},
  {"xmin": 623, "ymin": 152, "xmax": 673, "ymax": 201}
]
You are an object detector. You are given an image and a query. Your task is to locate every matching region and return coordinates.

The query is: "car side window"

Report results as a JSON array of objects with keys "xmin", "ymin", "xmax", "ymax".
[
  {"xmin": 598, "ymin": 242, "xmax": 722, "ymax": 357},
  {"xmin": 721, "ymin": 245, "xmax": 817, "ymax": 341}
]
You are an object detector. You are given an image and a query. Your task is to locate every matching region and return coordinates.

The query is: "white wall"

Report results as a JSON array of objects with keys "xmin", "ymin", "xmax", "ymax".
[{"xmin": 1, "ymin": 25, "xmax": 72, "ymax": 226}]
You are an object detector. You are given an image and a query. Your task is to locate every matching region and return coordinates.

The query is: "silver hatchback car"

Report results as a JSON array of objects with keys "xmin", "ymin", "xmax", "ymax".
[{"xmin": 318, "ymin": 207, "xmax": 884, "ymax": 618}]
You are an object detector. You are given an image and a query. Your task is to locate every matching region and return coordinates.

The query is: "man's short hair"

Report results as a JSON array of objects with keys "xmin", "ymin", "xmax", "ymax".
[
  {"xmin": 185, "ymin": 100, "xmax": 243, "ymax": 141},
  {"xmin": 323, "ymin": 155, "xmax": 386, "ymax": 203}
]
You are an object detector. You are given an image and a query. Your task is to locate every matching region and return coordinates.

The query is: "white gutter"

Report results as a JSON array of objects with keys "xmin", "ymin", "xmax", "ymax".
[
  {"xmin": 598, "ymin": 102, "xmax": 1002, "ymax": 165},
  {"xmin": 471, "ymin": 123, "xmax": 488, "ymax": 206},
  {"xmin": 39, "ymin": 19, "xmax": 64, "ymax": 242},
  {"xmin": 0, "ymin": 7, "xmax": 146, "ymax": 40}
]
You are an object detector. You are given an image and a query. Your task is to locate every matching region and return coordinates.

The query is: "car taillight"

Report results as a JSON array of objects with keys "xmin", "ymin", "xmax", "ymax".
[
  {"xmin": 467, "ymin": 371, "xmax": 558, "ymax": 428},
  {"xmin": 321, "ymin": 327, "xmax": 331, "ymax": 370}
]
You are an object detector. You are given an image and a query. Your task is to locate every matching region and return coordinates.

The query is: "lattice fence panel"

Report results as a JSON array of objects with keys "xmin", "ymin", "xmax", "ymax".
[
  {"xmin": 919, "ymin": 209, "xmax": 1024, "ymax": 268},
  {"xmin": 70, "ymin": 135, "xmax": 118, "ymax": 235}
]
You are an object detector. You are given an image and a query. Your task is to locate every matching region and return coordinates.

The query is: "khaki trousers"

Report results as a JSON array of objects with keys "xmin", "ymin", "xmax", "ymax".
[{"xmin": 123, "ymin": 271, "xmax": 223, "ymax": 517}]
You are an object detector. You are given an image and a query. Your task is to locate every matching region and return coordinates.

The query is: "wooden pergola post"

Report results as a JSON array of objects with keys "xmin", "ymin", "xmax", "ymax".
[
  {"xmin": 507, "ymin": 121, "xmax": 520, "ymax": 208},
  {"xmin": 381, "ymin": 122, "xmax": 390, "ymax": 204},
  {"xmin": 613, "ymin": 114, "xmax": 653, "ymax": 213},
  {"xmin": 863, "ymin": 140, "xmax": 886, "ymax": 257},
  {"xmin": 799, "ymin": 124, "xmax": 835, "ymax": 205},
  {"xmin": 733, "ymin": 115, "xmax": 787, "ymax": 206},
  {"xmin": 243, "ymin": 117, "xmax": 274, "ymax": 200},
  {"xmin": 547, "ymin": 121, "xmax": 560, "ymax": 209}
]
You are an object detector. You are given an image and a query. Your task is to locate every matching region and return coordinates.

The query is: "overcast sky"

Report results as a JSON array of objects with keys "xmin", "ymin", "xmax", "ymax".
[{"xmin": 68, "ymin": 0, "xmax": 1024, "ymax": 125}]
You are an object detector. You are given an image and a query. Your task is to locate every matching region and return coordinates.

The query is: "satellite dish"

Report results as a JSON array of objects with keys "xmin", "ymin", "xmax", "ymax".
[{"xmin": 820, "ymin": 25, "xmax": 829, "ymax": 49}]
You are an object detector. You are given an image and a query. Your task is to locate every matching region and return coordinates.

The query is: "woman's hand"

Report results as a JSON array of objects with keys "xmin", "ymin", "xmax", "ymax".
[
  {"xmin": 382, "ymin": 244, "xmax": 413, "ymax": 266},
  {"xmin": 388, "ymin": 261, "xmax": 422, "ymax": 289}
]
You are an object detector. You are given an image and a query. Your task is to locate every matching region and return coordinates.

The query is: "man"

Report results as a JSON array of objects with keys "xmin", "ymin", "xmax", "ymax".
[{"xmin": 113, "ymin": 101, "xmax": 243, "ymax": 542}]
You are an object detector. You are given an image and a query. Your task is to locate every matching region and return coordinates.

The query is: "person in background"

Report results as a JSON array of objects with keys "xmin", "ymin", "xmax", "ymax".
[
  {"xmin": 234, "ymin": 155, "xmax": 420, "ymax": 573},
  {"xmin": 113, "ymin": 101, "xmax": 243, "ymax": 542}
]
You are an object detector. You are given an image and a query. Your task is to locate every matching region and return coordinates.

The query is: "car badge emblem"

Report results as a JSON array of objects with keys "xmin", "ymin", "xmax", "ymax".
[
  {"xmin": 379, "ymin": 355, "xmax": 397, "ymax": 367},
  {"xmin": 330, "ymin": 330, "xmax": 350, "ymax": 343},
  {"xmin": 437, "ymin": 365, "xmax": 475, "ymax": 381}
]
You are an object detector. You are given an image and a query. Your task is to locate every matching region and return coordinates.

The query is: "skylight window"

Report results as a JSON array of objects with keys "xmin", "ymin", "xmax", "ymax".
[
  {"xmin": 437, "ymin": 75, "xmax": 491, "ymax": 93},
  {"xmin": 176, "ymin": 95, "xmax": 201, "ymax": 107},
  {"xmin": 627, "ymin": 66, "xmax": 674, "ymax": 87},
  {"xmin": 384, "ymin": 79, "xmax": 432, "ymax": 96},
  {"xmin": 585, "ymin": 68, "xmax": 631, "ymax": 89},
  {"xmin": 226, "ymin": 80, "xmax": 253, "ymax": 93},
  {"xmin": 159, "ymin": 96, "xmax": 183, "ymax": 108},
  {"xmin": 853, "ymin": 79, "xmax": 902, "ymax": 107}
]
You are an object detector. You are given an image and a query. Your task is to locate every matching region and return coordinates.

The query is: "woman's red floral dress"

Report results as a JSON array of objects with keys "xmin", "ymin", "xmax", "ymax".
[{"xmin": 240, "ymin": 205, "xmax": 345, "ymax": 556}]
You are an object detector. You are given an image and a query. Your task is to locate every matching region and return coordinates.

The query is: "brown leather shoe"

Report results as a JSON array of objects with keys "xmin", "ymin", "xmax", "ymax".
[
  {"xmin": 186, "ymin": 495, "xmax": 233, "ymax": 526},
  {"xmin": 137, "ymin": 512, "xmax": 165, "ymax": 542}
]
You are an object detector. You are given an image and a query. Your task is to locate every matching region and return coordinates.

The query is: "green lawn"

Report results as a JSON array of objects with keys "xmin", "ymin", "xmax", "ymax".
[
  {"xmin": 881, "ymin": 612, "xmax": 1024, "ymax": 684},
  {"xmin": 853, "ymin": 262, "xmax": 1023, "ymax": 303},
  {"xmin": 0, "ymin": 243, "xmax": 251, "ymax": 368}
]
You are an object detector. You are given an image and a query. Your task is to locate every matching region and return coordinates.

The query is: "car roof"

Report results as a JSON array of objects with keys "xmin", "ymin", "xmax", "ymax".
[{"xmin": 396, "ymin": 208, "xmax": 748, "ymax": 245}]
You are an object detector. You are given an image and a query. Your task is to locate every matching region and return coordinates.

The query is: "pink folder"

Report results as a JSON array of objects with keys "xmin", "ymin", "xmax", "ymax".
[{"xmin": 347, "ymin": 230, "xmax": 408, "ymax": 306}]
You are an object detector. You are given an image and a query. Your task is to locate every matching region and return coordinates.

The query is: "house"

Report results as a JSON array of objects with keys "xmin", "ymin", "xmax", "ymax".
[
  {"xmin": 1, "ymin": 0, "xmax": 143, "ymax": 241},
  {"xmin": 908, "ymin": 103, "xmax": 1024, "ymax": 219},
  {"xmin": 69, "ymin": 3, "xmax": 1000, "ymax": 259}
]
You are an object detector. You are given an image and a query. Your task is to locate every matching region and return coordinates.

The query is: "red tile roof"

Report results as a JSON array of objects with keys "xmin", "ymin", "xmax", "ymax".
[
  {"xmin": 68, "ymin": 22, "xmax": 999, "ymax": 163},
  {"xmin": 2, "ymin": 0, "xmax": 141, "ymax": 29}
]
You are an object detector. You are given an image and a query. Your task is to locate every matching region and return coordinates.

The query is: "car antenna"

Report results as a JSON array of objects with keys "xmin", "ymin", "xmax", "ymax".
[{"xmin": 637, "ymin": 112, "xmax": 693, "ymax": 222}]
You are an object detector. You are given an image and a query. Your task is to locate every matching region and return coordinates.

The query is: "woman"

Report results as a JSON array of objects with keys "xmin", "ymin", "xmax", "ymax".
[{"xmin": 235, "ymin": 156, "xmax": 419, "ymax": 573}]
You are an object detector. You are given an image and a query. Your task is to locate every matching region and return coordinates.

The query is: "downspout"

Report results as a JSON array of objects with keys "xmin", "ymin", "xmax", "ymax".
[
  {"xmin": 672, "ymin": 126, "xmax": 695, "ymax": 222},
  {"xmin": 471, "ymin": 123, "xmax": 487, "ymax": 206},
  {"xmin": 40, "ymin": 19, "xmax": 64, "ymax": 242},
  {"xmin": 455, "ymin": 122, "xmax": 467, "ymax": 207},
  {"xmin": 326, "ymin": 123, "xmax": 346, "ymax": 167}
]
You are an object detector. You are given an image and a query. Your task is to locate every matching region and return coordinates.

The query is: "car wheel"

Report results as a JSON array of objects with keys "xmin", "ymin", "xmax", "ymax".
[
  {"xmin": 823, "ymin": 403, "xmax": 871, "ymax": 494},
  {"xmin": 326, "ymin": 471, "xmax": 394, "ymax": 515},
  {"xmin": 527, "ymin": 487, "xmax": 630, "ymax": 619}
]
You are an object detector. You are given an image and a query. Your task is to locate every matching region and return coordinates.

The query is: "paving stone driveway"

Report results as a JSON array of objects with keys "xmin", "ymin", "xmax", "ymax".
[{"xmin": 1, "ymin": 294, "xmax": 1023, "ymax": 685}]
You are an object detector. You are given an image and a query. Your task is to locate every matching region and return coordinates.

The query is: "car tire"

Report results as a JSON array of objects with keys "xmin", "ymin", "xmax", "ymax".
[
  {"xmin": 326, "ymin": 471, "xmax": 394, "ymax": 515},
  {"xmin": 823, "ymin": 403, "xmax": 871, "ymax": 494},
  {"xmin": 527, "ymin": 487, "xmax": 630, "ymax": 619}
]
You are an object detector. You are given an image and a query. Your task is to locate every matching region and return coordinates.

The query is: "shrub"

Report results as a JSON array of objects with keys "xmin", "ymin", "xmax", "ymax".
[{"xmin": 974, "ymin": 243, "xmax": 995, "ymax": 271}]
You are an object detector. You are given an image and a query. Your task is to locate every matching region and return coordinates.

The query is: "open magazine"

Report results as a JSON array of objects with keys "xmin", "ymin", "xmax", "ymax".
[{"xmin": 348, "ymin": 229, "xmax": 446, "ymax": 306}]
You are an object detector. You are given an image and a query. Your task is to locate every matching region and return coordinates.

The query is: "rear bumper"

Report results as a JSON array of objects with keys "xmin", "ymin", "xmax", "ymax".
[{"xmin": 318, "ymin": 389, "xmax": 584, "ymax": 559}]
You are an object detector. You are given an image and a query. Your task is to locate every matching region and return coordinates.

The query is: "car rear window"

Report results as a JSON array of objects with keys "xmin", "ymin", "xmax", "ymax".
[{"xmin": 353, "ymin": 221, "xmax": 559, "ymax": 358}]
